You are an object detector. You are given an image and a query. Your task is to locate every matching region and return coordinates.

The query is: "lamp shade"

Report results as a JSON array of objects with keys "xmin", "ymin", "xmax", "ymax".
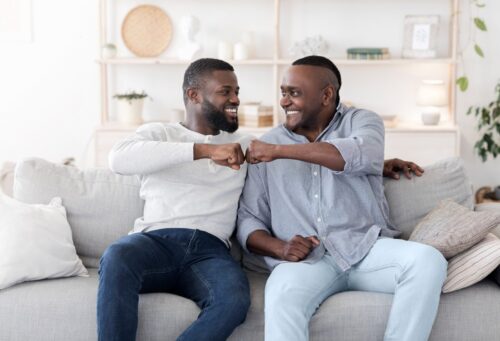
[{"xmin": 416, "ymin": 80, "xmax": 447, "ymax": 106}]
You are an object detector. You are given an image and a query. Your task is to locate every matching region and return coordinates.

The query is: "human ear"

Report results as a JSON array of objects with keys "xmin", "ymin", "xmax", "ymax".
[
  {"xmin": 322, "ymin": 85, "xmax": 335, "ymax": 106},
  {"xmin": 186, "ymin": 88, "xmax": 200, "ymax": 104}
]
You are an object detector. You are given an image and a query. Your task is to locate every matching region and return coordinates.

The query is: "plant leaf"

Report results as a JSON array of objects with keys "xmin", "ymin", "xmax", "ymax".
[
  {"xmin": 474, "ymin": 44, "xmax": 484, "ymax": 57},
  {"xmin": 466, "ymin": 106, "xmax": 473, "ymax": 115},
  {"xmin": 474, "ymin": 18, "xmax": 487, "ymax": 31},
  {"xmin": 456, "ymin": 77, "xmax": 469, "ymax": 91},
  {"xmin": 475, "ymin": 3, "xmax": 486, "ymax": 8},
  {"xmin": 493, "ymin": 107, "xmax": 500, "ymax": 119}
]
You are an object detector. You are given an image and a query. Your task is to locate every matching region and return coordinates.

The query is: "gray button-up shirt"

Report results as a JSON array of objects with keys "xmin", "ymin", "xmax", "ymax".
[{"xmin": 237, "ymin": 104, "xmax": 400, "ymax": 271}]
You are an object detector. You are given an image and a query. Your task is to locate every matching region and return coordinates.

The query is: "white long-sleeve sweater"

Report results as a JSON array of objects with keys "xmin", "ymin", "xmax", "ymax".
[{"xmin": 109, "ymin": 122, "xmax": 252, "ymax": 246}]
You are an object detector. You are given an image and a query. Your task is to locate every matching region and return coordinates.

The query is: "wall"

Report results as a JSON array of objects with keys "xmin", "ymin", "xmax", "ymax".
[
  {"xmin": 0, "ymin": 0, "xmax": 498, "ymax": 190},
  {"xmin": 0, "ymin": 0, "xmax": 99, "ymax": 167}
]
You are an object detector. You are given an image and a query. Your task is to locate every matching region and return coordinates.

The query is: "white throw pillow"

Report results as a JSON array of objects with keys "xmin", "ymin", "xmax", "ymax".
[
  {"xmin": 443, "ymin": 233, "xmax": 500, "ymax": 293},
  {"xmin": 0, "ymin": 192, "xmax": 88, "ymax": 290}
]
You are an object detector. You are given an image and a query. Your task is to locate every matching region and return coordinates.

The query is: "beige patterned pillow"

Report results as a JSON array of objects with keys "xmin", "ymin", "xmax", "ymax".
[
  {"xmin": 410, "ymin": 200, "xmax": 500, "ymax": 259},
  {"xmin": 443, "ymin": 233, "xmax": 500, "ymax": 293}
]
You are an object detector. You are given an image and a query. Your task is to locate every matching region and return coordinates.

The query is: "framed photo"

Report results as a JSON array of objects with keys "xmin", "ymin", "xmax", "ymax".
[{"xmin": 402, "ymin": 15, "xmax": 439, "ymax": 59}]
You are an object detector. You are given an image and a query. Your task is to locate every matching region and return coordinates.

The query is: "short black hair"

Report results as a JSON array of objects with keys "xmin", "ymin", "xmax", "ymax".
[
  {"xmin": 292, "ymin": 55, "xmax": 342, "ymax": 107},
  {"xmin": 182, "ymin": 58, "xmax": 234, "ymax": 105}
]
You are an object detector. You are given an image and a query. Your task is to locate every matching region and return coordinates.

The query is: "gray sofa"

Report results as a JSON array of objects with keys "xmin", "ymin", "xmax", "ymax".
[{"xmin": 1, "ymin": 157, "xmax": 500, "ymax": 341}]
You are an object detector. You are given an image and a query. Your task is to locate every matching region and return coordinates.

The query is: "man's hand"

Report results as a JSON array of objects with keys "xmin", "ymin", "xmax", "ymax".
[
  {"xmin": 245, "ymin": 139, "xmax": 279, "ymax": 164},
  {"xmin": 383, "ymin": 158, "xmax": 424, "ymax": 180},
  {"xmin": 211, "ymin": 143, "xmax": 245, "ymax": 170},
  {"xmin": 194, "ymin": 143, "xmax": 245, "ymax": 170},
  {"xmin": 279, "ymin": 235, "xmax": 320, "ymax": 262}
]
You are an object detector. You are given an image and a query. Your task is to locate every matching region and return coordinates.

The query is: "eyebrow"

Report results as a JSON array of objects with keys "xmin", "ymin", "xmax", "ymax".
[
  {"xmin": 280, "ymin": 85, "xmax": 300, "ymax": 90},
  {"xmin": 218, "ymin": 85, "xmax": 240, "ymax": 90}
]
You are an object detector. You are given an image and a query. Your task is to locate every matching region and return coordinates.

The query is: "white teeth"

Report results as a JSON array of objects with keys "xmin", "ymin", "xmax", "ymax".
[
  {"xmin": 225, "ymin": 108, "xmax": 237, "ymax": 113},
  {"xmin": 287, "ymin": 110, "xmax": 299, "ymax": 115}
]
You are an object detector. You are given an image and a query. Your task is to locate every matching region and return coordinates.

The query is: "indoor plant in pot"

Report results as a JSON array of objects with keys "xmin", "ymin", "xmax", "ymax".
[{"xmin": 113, "ymin": 90, "xmax": 149, "ymax": 125}]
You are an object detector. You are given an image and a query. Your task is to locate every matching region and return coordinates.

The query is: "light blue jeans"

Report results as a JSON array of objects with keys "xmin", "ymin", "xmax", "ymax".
[{"xmin": 265, "ymin": 238, "xmax": 448, "ymax": 341}]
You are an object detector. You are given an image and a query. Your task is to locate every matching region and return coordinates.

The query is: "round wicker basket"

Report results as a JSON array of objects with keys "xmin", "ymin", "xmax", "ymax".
[{"xmin": 121, "ymin": 5, "xmax": 172, "ymax": 57}]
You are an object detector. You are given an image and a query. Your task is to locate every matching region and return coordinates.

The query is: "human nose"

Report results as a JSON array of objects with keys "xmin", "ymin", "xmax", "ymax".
[
  {"xmin": 280, "ymin": 93, "xmax": 291, "ymax": 107},
  {"xmin": 230, "ymin": 92, "xmax": 240, "ymax": 105}
]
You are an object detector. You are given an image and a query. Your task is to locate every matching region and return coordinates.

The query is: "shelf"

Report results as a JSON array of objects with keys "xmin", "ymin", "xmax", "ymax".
[
  {"xmin": 97, "ymin": 121, "xmax": 458, "ymax": 134},
  {"xmin": 95, "ymin": 0, "xmax": 460, "ymax": 167},
  {"xmin": 97, "ymin": 58, "xmax": 276, "ymax": 65},
  {"xmin": 277, "ymin": 58, "xmax": 456, "ymax": 66},
  {"xmin": 97, "ymin": 57, "xmax": 455, "ymax": 66},
  {"xmin": 386, "ymin": 124, "xmax": 458, "ymax": 133}
]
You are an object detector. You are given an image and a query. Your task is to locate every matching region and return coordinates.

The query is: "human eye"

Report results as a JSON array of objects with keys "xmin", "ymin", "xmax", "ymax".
[{"xmin": 291, "ymin": 90, "xmax": 300, "ymax": 97}]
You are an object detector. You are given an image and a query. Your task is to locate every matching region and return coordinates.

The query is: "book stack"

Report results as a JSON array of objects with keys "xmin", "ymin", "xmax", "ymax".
[
  {"xmin": 347, "ymin": 47, "xmax": 390, "ymax": 60},
  {"xmin": 239, "ymin": 103, "xmax": 273, "ymax": 127}
]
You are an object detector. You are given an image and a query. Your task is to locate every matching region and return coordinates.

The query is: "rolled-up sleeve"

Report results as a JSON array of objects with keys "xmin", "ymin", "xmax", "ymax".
[
  {"xmin": 237, "ymin": 163, "xmax": 272, "ymax": 252},
  {"xmin": 325, "ymin": 110, "xmax": 384, "ymax": 176}
]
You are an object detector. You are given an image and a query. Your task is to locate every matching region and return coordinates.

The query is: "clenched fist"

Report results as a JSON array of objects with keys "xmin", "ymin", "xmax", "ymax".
[
  {"xmin": 245, "ymin": 139, "xmax": 278, "ymax": 164},
  {"xmin": 211, "ymin": 143, "xmax": 245, "ymax": 170},
  {"xmin": 280, "ymin": 235, "xmax": 320, "ymax": 262},
  {"xmin": 194, "ymin": 143, "xmax": 245, "ymax": 170}
]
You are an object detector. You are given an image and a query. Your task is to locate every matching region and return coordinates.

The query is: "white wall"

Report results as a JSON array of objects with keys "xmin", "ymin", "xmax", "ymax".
[
  {"xmin": 0, "ymin": 0, "xmax": 99, "ymax": 167},
  {"xmin": 0, "ymin": 0, "xmax": 498, "ymax": 190}
]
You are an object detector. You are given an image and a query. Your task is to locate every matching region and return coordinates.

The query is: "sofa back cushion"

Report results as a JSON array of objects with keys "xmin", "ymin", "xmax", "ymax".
[
  {"xmin": 383, "ymin": 157, "xmax": 474, "ymax": 239},
  {"xmin": 13, "ymin": 158, "xmax": 144, "ymax": 268}
]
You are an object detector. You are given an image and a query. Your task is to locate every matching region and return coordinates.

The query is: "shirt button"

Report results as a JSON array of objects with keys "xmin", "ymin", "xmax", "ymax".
[
  {"xmin": 317, "ymin": 217, "xmax": 322, "ymax": 222},
  {"xmin": 313, "ymin": 171, "xmax": 318, "ymax": 176},
  {"xmin": 314, "ymin": 194, "xmax": 318, "ymax": 198}
]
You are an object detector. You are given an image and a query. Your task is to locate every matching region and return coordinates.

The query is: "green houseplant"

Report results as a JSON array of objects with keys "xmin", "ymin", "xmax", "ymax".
[
  {"xmin": 113, "ymin": 91, "xmax": 149, "ymax": 124},
  {"xmin": 456, "ymin": 0, "xmax": 487, "ymax": 92},
  {"xmin": 466, "ymin": 80, "xmax": 500, "ymax": 161}
]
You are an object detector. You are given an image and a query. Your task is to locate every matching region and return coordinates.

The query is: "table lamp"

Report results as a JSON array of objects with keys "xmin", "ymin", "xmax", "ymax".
[{"xmin": 416, "ymin": 80, "xmax": 447, "ymax": 125}]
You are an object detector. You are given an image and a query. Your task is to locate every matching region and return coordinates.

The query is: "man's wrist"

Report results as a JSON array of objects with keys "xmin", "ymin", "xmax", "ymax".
[
  {"xmin": 193, "ymin": 144, "xmax": 214, "ymax": 160},
  {"xmin": 272, "ymin": 144, "xmax": 283, "ymax": 160},
  {"xmin": 270, "ymin": 238, "xmax": 286, "ymax": 260}
]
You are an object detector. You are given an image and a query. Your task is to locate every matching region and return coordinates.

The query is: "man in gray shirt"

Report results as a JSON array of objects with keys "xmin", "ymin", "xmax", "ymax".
[{"xmin": 237, "ymin": 55, "xmax": 447, "ymax": 341}]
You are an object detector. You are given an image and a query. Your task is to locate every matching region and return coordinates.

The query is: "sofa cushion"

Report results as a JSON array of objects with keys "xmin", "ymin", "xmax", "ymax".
[
  {"xmin": 1, "ymin": 268, "xmax": 500, "ymax": 341},
  {"xmin": 443, "ymin": 233, "xmax": 500, "ymax": 293},
  {"xmin": 383, "ymin": 157, "xmax": 474, "ymax": 239},
  {"xmin": 0, "ymin": 193, "xmax": 87, "ymax": 290},
  {"xmin": 13, "ymin": 158, "xmax": 144, "ymax": 268},
  {"xmin": 409, "ymin": 200, "xmax": 500, "ymax": 258}
]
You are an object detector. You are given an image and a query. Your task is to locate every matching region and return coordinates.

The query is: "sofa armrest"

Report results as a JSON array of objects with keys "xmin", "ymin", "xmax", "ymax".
[
  {"xmin": 475, "ymin": 203, "xmax": 500, "ymax": 238},
  {"xmin": 0, "ymin": 161, "xmax": 15, "ymax": 197}
]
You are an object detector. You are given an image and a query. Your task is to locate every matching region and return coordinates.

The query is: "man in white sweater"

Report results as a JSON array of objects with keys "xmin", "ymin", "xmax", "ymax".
[{"xmin": 97, "ymin": 58, "xmax": 252, "ymax": 341}]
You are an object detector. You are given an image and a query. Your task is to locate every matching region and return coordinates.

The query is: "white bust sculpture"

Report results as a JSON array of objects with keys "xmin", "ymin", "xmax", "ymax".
[{"xmin": 177, "ymin": 15, "xmax": 202, "ymax": 60}]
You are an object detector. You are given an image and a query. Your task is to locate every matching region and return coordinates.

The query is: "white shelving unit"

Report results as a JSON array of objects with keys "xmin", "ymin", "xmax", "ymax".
[{"xmin": 95, "ymin": 0, "xmax": 460, "ymax": 168}]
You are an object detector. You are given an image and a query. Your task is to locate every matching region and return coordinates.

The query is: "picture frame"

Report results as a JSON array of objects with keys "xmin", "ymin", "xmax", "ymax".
[{"xmin": 402, "ymin": 15, "xmax": 439, "ymax": 59}]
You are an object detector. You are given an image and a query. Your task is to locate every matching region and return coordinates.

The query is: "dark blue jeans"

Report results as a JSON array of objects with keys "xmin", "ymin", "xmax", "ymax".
[{"xmin": 97, "ymin": 228, "xmax": 250, "ymax": 341}]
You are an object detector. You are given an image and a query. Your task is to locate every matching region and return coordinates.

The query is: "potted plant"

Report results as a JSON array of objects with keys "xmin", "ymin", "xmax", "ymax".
[
  {"xmin": 113, "ymin": 91, "xmax": 149, "ymax": 125},
  {"xmin": 466, "ymin": 80, "xmax": 500, "ymax": 161}
]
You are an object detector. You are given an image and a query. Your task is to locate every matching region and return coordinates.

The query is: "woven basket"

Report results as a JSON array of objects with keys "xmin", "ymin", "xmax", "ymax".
[{"xmin": 121, "ymin": 5, "xmax": 172, "ymax": 57}]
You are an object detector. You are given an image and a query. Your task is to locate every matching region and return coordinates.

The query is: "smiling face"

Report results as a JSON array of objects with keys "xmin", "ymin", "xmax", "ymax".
[
  {"xmin": 280, "ymin": 65, "xmax": 337, "ymax": 135},
  {"xmin": 199, "ymin": 70, "xmax": 240, "ymax": 133}
]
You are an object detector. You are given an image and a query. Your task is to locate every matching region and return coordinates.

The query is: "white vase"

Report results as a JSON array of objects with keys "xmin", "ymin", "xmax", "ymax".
[{"xmin": 116, "ymin": 99, "xmax": 144, "ymax": 125}]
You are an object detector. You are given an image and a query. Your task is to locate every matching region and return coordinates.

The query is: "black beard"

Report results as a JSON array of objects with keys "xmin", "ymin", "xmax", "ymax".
[{"xmin": 201, "ymin": 100, "xmax": 238, "ymax": 133}]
